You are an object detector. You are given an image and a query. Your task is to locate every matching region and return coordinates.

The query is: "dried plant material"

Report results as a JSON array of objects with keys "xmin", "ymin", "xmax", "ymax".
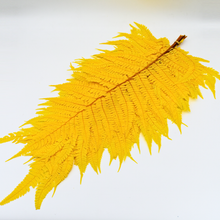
[{"xmin": 0, "ymin": 23, "xmax": 219, "ymax": 209}]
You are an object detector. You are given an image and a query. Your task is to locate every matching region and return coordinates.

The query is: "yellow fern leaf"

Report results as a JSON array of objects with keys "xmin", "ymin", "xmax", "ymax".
[{"xmin": 0, "ymin": 22, "xmax": 219, "ymax": 209}]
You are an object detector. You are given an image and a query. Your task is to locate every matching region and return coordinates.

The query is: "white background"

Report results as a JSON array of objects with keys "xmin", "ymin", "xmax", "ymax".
[{"xmin": 0, "ymin": 0, "xmax": 220, "ymax": 219}]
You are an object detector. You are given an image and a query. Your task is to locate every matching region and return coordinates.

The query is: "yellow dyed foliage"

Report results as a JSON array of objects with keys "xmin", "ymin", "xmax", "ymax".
[{"xmin": 0, "ymin": 23, "xmax": 219, "ymax": 209}]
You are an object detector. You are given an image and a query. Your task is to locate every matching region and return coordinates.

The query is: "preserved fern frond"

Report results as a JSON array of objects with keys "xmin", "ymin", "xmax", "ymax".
[{"xmin": 0, "ymin": 23, "xmax": 219, "ymax": 209}]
